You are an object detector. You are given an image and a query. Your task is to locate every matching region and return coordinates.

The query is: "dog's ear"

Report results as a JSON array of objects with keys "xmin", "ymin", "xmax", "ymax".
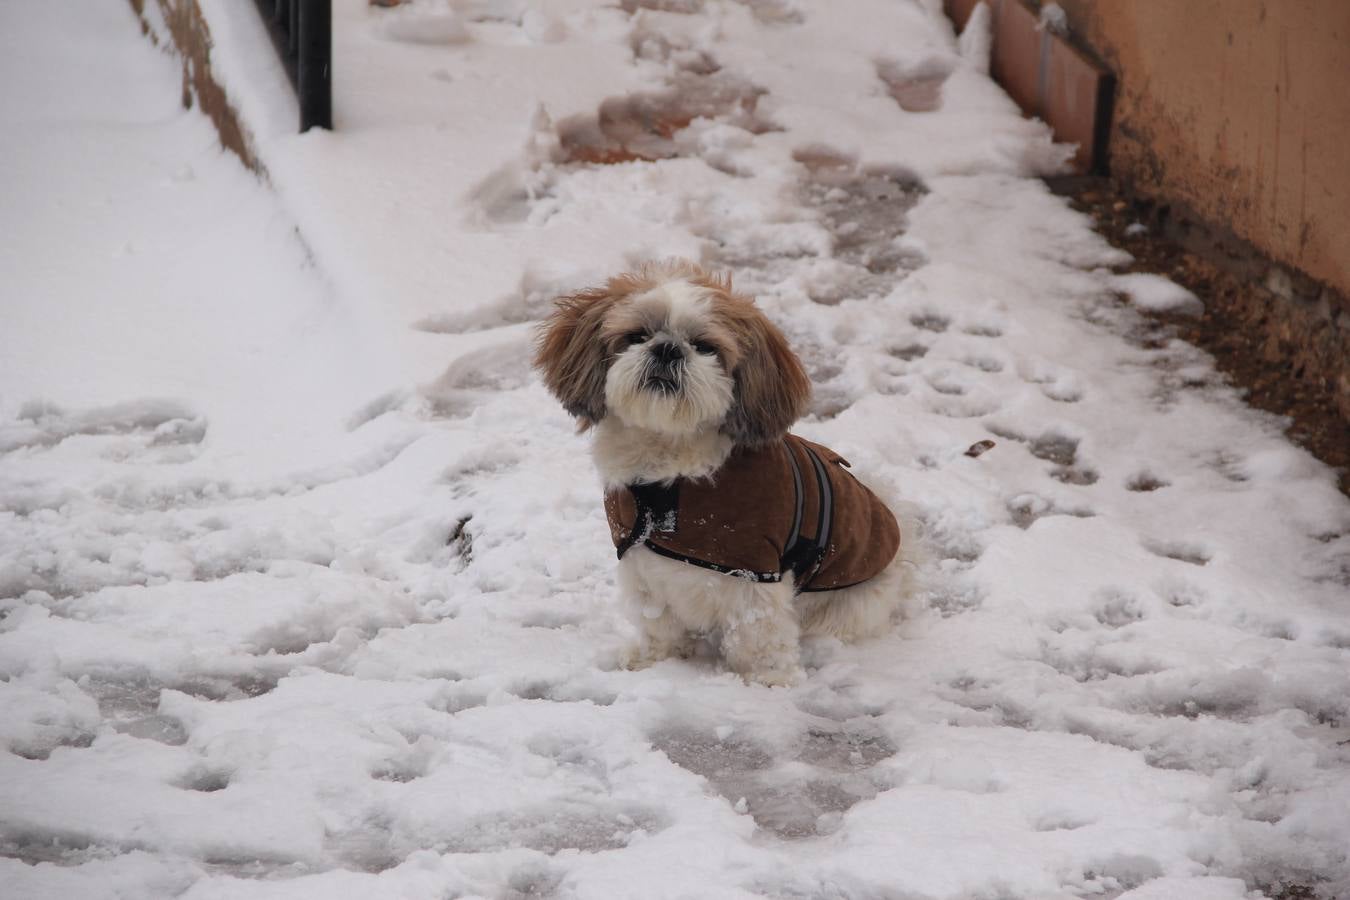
[
  {"xmin": 718, "ymin": 293, "xmax": 811, "ymax": 446},
  {"xmin": 533, "ymin": 284, "xmax": 627, "ymax": 426}
]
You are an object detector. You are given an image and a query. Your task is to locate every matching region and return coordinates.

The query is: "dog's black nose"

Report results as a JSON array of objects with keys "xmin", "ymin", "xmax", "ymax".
[{"xmin": 649, "ymin": 340, "xmax": 684, "ymax": 367}]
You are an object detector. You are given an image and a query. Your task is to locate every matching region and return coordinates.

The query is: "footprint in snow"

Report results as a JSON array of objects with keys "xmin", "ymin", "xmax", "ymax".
[
  {"xmin": 176, "ymin": 768, "xmax": 233, "ymax": 792},
  {"xmin": 1027, "ymin": 431, "xmax": 1079, "ymax": 466},
  {"xmin": 1093, "ymin": 588, "xmax": 1147, "ymax": 629},
  {"xmin": 1154, "ymin": 577, "xmax": 1207, "ymax": 609},
  {"xmin": 961, "ymin": 354, "xmax": 1004, "ymax": 373},
  {"xmin": 927, "ymin": 582, "xmax": 985, "ymax": 617},
  {"xmin": 81, "ymin": 676, "xmax": 188, "ymax": 747},
  {"xmin": 1022, "ymin": 431, "xmax": 1099, "ymax": 485},
  {"xmin": 925, "ymin": 391, "xmax": 999, "ymax": 419},
  {"xmin": 887, "ymin": 342, "xmax": 928, "ymax": 361},
  {"xmin": 0, "ymin": 398, "xmax": 205, "ymax": 456},
  {"xmin": 1006, "ymin": 493, "xmax": 1094, "ymax": 529},
  {"xmin": 909, "ymin": 311, "xmax": 949, "ymax": 333},
  {"xmin": 1126, "ymin": 471, "xmax": 1170, "ymax": 492},
  {"xmin": 980, "ymin": 423, "xmax": 1097, "ymax": 484},
  {"xmin": 926, "ymin": 373, "xmax": 968, "ymax": 396},
  {"xmin": 1142, "ymin": 539, "xmax": 1211, "ymax": 567}
]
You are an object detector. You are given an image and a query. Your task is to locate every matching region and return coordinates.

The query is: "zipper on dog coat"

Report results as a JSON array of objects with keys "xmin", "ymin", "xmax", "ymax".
[{"xmin": 604, "ymin": 435, "xmax": 900, "ymax": 593}]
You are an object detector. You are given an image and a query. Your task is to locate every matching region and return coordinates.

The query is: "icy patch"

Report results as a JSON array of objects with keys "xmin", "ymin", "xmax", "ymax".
[
  {"xmin": 556, "ymin": 54, "xmax": 774, "ymax": 166},
  {"xmin": 793, "ymin": 158, "xmax": 928, "ymax": 303},
  {"xmin": 81, "ymin": 676, "xmax": 189, "ymax": 746},
  {"xmin": 651, "ymin": 715, "xmax": 896, "ymax": 840},
  {"xmin": 440, "ymin": 805, "xmax": 663, "ymax": 854}
]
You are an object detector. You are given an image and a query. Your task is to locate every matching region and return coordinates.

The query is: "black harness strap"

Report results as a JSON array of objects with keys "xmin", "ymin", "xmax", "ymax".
[
  {"xmin": 642, "ymin": 542, "xmax": 783, "ymax": 583},
  {"xmin": 798, "ymin": 444, "xmax": 834, "ymax": 588},
  {"xmin": 806, "ymin": 446, "xmax": 834, "ymax": 548},
  {"xmin": 783, "ymin": 438, "xmax": 805, "ymax": 554},
  {"xmin": 781, "ymin": 440, "xmax": 834, "ymax": 590},
  {"xmin": 615, "ymin": 481, "xmax": 678, "ymax": 559}
]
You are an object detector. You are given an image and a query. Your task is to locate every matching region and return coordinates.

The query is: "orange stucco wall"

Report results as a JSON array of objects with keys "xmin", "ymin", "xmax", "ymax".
[{"xmin": 1055, "ymin": 0, "xmax": 1350, "ymax": 299}]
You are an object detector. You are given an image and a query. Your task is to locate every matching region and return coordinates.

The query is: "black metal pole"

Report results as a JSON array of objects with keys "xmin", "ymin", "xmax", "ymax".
[
  {"xmin": 297, "ymin": 0, "xmax": 331, "ymax": 131},
  {"xmin": 287, "ymin": 0, "xmax": 299, "ymax": 56}
]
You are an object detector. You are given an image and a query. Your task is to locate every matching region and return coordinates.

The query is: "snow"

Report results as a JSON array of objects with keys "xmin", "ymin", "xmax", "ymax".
[
  {"xmin": 1113, "ymin": 272, "xmax": 1205, "ymax": 316},
  {"xmin": 1038, "ymin": 3, "xmax": 1069, "ymax": 37},
  {"xmin": 2, "ymin": 1, "xmax": 1349, "ymax": 899}
]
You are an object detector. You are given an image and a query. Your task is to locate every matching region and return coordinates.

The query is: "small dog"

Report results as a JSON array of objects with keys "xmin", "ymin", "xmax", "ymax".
[{"xmin": 534, "ymin": 260, "xmax": 914, "ymax": 685}]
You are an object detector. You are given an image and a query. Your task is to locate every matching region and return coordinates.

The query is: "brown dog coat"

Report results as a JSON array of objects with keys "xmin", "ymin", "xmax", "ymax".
[{"xmin": 604, "ymin": 435, "xmax": 900, "ymax": 592}]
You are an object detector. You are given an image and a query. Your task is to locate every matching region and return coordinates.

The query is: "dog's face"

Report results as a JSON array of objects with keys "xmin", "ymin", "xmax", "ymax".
[
  {"xmin": 534, "ymin": 260, "xmax": 810, "ymax": 445},
  {"xmin": 600, "ymin": 278, "xmax": 738, "ymax": 434}
]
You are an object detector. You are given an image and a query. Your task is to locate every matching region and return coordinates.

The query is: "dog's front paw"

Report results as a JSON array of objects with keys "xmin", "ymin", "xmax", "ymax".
[
  {"xmin": 621, "ymin": 643, "xmax": 659, "ymax": 671},
  {"xmin": 744, "ymin": 665, "xmax": 805, "ymax": 688},
  {"xmin": 621, "ymin": 640, "xmax": 691, "ymax": 671}
]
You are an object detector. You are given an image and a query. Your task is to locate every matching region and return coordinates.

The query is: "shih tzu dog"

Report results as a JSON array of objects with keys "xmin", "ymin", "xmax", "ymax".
[{"xmin": 534, "ymin": 260, "xmax": 914, "ymax": 686}]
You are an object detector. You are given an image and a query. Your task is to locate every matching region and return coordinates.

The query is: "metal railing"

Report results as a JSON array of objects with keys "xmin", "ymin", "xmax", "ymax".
[{"xmin": 252, "ymin": 0, "xmax": 331, "ymax": 131}]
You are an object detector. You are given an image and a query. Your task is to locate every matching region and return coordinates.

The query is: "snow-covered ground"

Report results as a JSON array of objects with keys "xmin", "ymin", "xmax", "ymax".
[{"xmin": 2, "ymin": 2, "xmax": 1348, "ymax": 898}]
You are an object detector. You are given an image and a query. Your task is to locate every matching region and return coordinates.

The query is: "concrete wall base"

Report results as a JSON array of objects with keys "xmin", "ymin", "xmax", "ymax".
[
  {"xmin": 128, "ymin": 0, "xmax": 262, "ymax": 174},
  {"xmin": 1141, "ymin": 198, "xmax": 1350, "ymax": 423}
]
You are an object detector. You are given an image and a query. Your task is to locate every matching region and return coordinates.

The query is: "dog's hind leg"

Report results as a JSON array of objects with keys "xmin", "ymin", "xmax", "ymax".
[
  {"xmin": 627, "ymin": 603, "xmax": 698, "ymax": 668},
  {"xmin": 797, "ymin": 562, "xmax": 906, "ymax": 642},
  {"xmin": 797, "ymin": 500, "xmax": 925, "ymax": 642},
  {"xmin": 617, "ymin": 554, "xmax": 697, "ymax": 668}
]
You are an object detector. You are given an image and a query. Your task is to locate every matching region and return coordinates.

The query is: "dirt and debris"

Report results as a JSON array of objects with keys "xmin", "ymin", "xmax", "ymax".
[
  {"xmin": 1049, "ymin": 175, "xmax": 1350, "ymax": 497},
  {"xmin": 965, "ymin": 439, "xmax": 997, "ymax": 458}
]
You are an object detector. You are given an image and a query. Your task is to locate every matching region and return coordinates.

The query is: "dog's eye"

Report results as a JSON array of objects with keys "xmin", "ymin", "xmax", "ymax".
[
  {"xmin": 691, "ymin": 339, "xmax": 717, "ymax": 356},
  {"xmin": 623, "ymin": 331, "xmax": 648, "ymax": 346}
]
